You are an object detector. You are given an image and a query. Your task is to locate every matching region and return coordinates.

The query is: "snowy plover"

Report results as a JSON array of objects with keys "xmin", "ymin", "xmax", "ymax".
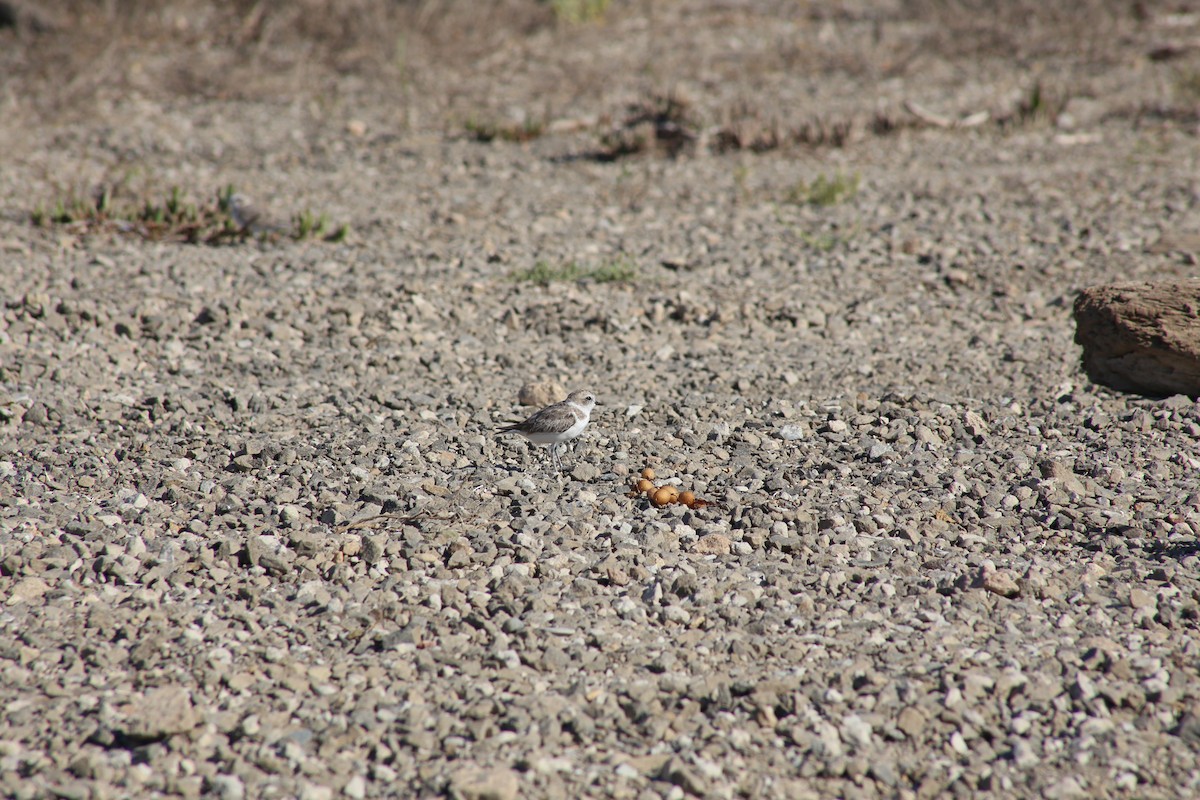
[{"xmin": 498, "ymin": 390, "xmax": 595, "ymax": 471}]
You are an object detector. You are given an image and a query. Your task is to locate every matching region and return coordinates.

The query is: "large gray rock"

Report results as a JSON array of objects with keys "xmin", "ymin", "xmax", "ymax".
[{"xmin": 1074, "ymin": 280, "xmax": 1200, "ymax": 396}]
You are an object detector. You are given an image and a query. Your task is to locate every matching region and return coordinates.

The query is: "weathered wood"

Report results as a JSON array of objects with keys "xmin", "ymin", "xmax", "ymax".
[{"xmin": 1074, "ymin": 281, "xmax": 1200, "ymax": 396}]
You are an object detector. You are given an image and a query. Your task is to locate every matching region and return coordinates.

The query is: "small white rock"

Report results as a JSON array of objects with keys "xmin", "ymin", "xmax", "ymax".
[
  {"xmin": 778, "ymin": 424, "xmax": 805, "ymax": 441},
  {"xmin": 343, "ymin": 775, "xmax": 367, "ymax": 800}
]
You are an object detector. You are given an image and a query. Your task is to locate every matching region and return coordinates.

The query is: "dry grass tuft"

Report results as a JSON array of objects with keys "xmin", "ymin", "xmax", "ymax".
[
  {"xmin": 598, "ymin": 90, "xmax": 701, "ymax": 160},
  {"xmin": 898, "ymin": 0, "xmax": 1140, "ymax": 64},
  {"xmin": 465, "ymin": 116, "xmax": 547, "ymax": 144},
  {"xmin": 0, "ymin": 0, "xmax": 553, "ymax": 119}
]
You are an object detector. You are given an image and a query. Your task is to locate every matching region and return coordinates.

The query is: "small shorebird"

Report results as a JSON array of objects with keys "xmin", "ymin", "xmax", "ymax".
[{"xmin": 498, "ymin": 390, "xmax": 595, "ymax": 471}]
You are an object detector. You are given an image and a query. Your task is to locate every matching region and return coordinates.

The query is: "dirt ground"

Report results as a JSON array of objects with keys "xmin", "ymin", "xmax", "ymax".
[{"xmin": 3, "ymin": 1, "xmax": 1200, "ymax": 798}]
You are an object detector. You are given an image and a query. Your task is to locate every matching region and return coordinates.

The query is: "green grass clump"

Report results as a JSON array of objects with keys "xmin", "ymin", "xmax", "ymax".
[
  {"xmin": 31, "ymin": 184, "xmax": 349, "ymax": 245},
  {"xmin": 512, "ymin": 261, "xmax": 586, "ymax": 286},
  {"xmin": 511, "ymin": 258, "xmax": 637, "ymax": 286},
  {"xmin": 32, "ymin": 185, "xmax": 220, "ymax": 241},
  {"xmin": 31, "ymin": 197, "xmax": 92, "ymax": 226},
  {"xmin": 786, "ymin": 171, "xmax": 860, "ymax": 207},
  {"xmin": 797, "ymin": 224, "xmax": 861, "ymax": 251},
  {"xmin": 588, "ymin": 258, "xmax": 637, "ymax": 283},
  {"xmin": 465, "ymin": 117, "xmax": 546, "ymax": 143},
  {"xmin": 292, "ymin": 209, "xmax": 349, "ymax": 242},
  {"xmin": 545, "ymin": 0, "xmax": 609, "ymax": 23}
]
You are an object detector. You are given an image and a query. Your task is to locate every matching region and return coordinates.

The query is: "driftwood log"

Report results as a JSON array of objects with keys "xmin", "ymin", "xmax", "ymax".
[{"xmin": 1073, "ymin": 280, "xmax": 1200, "ymax": 397}]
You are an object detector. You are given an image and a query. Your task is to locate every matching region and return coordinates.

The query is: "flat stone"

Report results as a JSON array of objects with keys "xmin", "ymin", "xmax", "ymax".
[
  {"xmin": 1129, "ymin": 588, "xmax": 1156, "ymax": 609},
  {"xmin": 447, "ymin": 766, "xmax": 520, "ymax": 800},
  {"xmin": 693, "ymin": 533, "xmax": 732, "ymax": 555},
  {"xmin": 343, "ymin": 775, "xmax": 367, "ymax": 799},
  {"xmin": 982, "ymin": 568, "xmax": 1021, "ymax": 598},
  {"xmin": 778, "ymin": 424, "xmax": 805, "ymax": 441},
  {"xmin": 897, "ymin": 706, "xmax": 926, "ymax": 737},
  {"xmin": 119, "ymin": 686, "xmax": 200, "ymax": 739},
  {"xmin": 517, "ymin": 381, "xmax": 566, "ymax": 407},
  {"xmin": 6, "ymin": 576, "xmax": 50, "ymax": 605},
  {"xmin": 571, "ymin": 462, "xmax": 600, "ymax": 481}
]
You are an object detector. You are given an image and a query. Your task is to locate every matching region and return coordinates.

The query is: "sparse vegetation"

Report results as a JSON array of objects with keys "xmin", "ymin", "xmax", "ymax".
[
  {"xmin": 293, "ymin": 209, "xmax": 350, "ymax": 242},
  {"xmin": 544, "ymin": 0, "xmax": 610, "ymax": 24},
  {"xmin": 511, "ymin": 258, "xmax": 637, "ymax": 286},
  {"xmin": 512, "ymin": 260, "xmax": 585, "ymax": 285},
  {"xmin": 1018, "ymin": 82, "xmax": 1051, "ymax": 122},
  {"xmin": 733, "ymin": 165, "xmax": 751, "ymax": 201},
  {"xmin": 600, "ymin": 95, "xmax": 858, "ymax": 161},
  {"xmin": 788, "ymin": 116, "xmax": 854, "ymax": 149},
  {"xmin": 588, "ymin": 258, "xmax": 638, "ymax": 283},
  {"xmin": 31, "ymin": 185, "xmax": 348, "ymax": 244},
  {"xmin": 715, "ymin": 111, "xmax": 854, "ymax": 152},
  {"xmin": 599, "ymin": 92, "xmax": 700, "ymax": 160},
  {"xmin": 465, "ymin": 117, "xmax": 547, "ymax": 143},
  {"xmin": 797, "ymin": 224, "xmax": 861, "ymax": 251},
  {"xmin": 870, "ymin": 110, "xmax": 904, "ymax": 136},
  {"xmin": 997, "ymin": 80, "xmax": 1069, "ymax": 127},
  {"xmin": 31, "ymin": 185, "xmax": 233, "ymax": 244},
  {"xmin": 786, "ymin": 171, "xmax": 861, "ymax": 207},
  {"xmin": 1173, "ymin": 69, "xmax": 1200, "ymax": 103}
]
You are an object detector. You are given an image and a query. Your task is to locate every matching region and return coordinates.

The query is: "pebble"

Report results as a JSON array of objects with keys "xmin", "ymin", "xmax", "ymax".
[
  {"xmin": 518, "ymin": 381, "xmax": 566, "ymax": 407},
  {"xmin": 447, "ymin": 766, "xmax": 520, "ymax": 800},
  {"xmin": 981, "ymin": 565, "xmax": 1021, "ymax": 598},
  {"xmin": 119, "ymin": 686, "xmax": 199, "ymax": 738},
  {"xmin": 209, "ymin": 775, "xmax": 245, "ymax": 800},
  {"xmin": 1129, "ymin": 588, "xmax": 1156, "ymax": 609},
  {"xmin": 6, "ymin": 576, "xmax": 50, "ymax": 605},
  {"xmin": 778, "ymin": 424, "xmax": 805, "ymax": 441},
  {"xmin": 342, "ymin": 775, "xmax": 367, "ymax": 799},
  {"xmin": 693, "ymin": 533, "xmax": 732, "ymax": 555},
  {"xmin": 897, "ymin": 707, "xmax": 926, "ymax": 737}
]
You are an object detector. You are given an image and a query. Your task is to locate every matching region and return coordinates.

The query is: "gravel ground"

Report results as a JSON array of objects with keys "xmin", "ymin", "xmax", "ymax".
[{"xmin": 3, "ymin": 2, "xmax": 1200, "ymax": 799}]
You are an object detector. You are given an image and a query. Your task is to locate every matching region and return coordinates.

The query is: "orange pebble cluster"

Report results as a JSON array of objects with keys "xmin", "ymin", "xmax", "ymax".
[{"xmin": 629, "ymin": 468, "xmax": 709, "ymax": 508}]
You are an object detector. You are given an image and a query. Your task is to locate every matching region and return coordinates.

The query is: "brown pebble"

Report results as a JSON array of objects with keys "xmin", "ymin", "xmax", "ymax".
[{"xmin": 982, "ymin": 568, "xmax": 1021, "ymax": 598}]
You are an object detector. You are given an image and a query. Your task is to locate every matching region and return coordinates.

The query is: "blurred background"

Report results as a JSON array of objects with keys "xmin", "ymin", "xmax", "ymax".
[{"xmin": 2, "ymin": 0, "xmax": 1179, "ymax": 130}]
